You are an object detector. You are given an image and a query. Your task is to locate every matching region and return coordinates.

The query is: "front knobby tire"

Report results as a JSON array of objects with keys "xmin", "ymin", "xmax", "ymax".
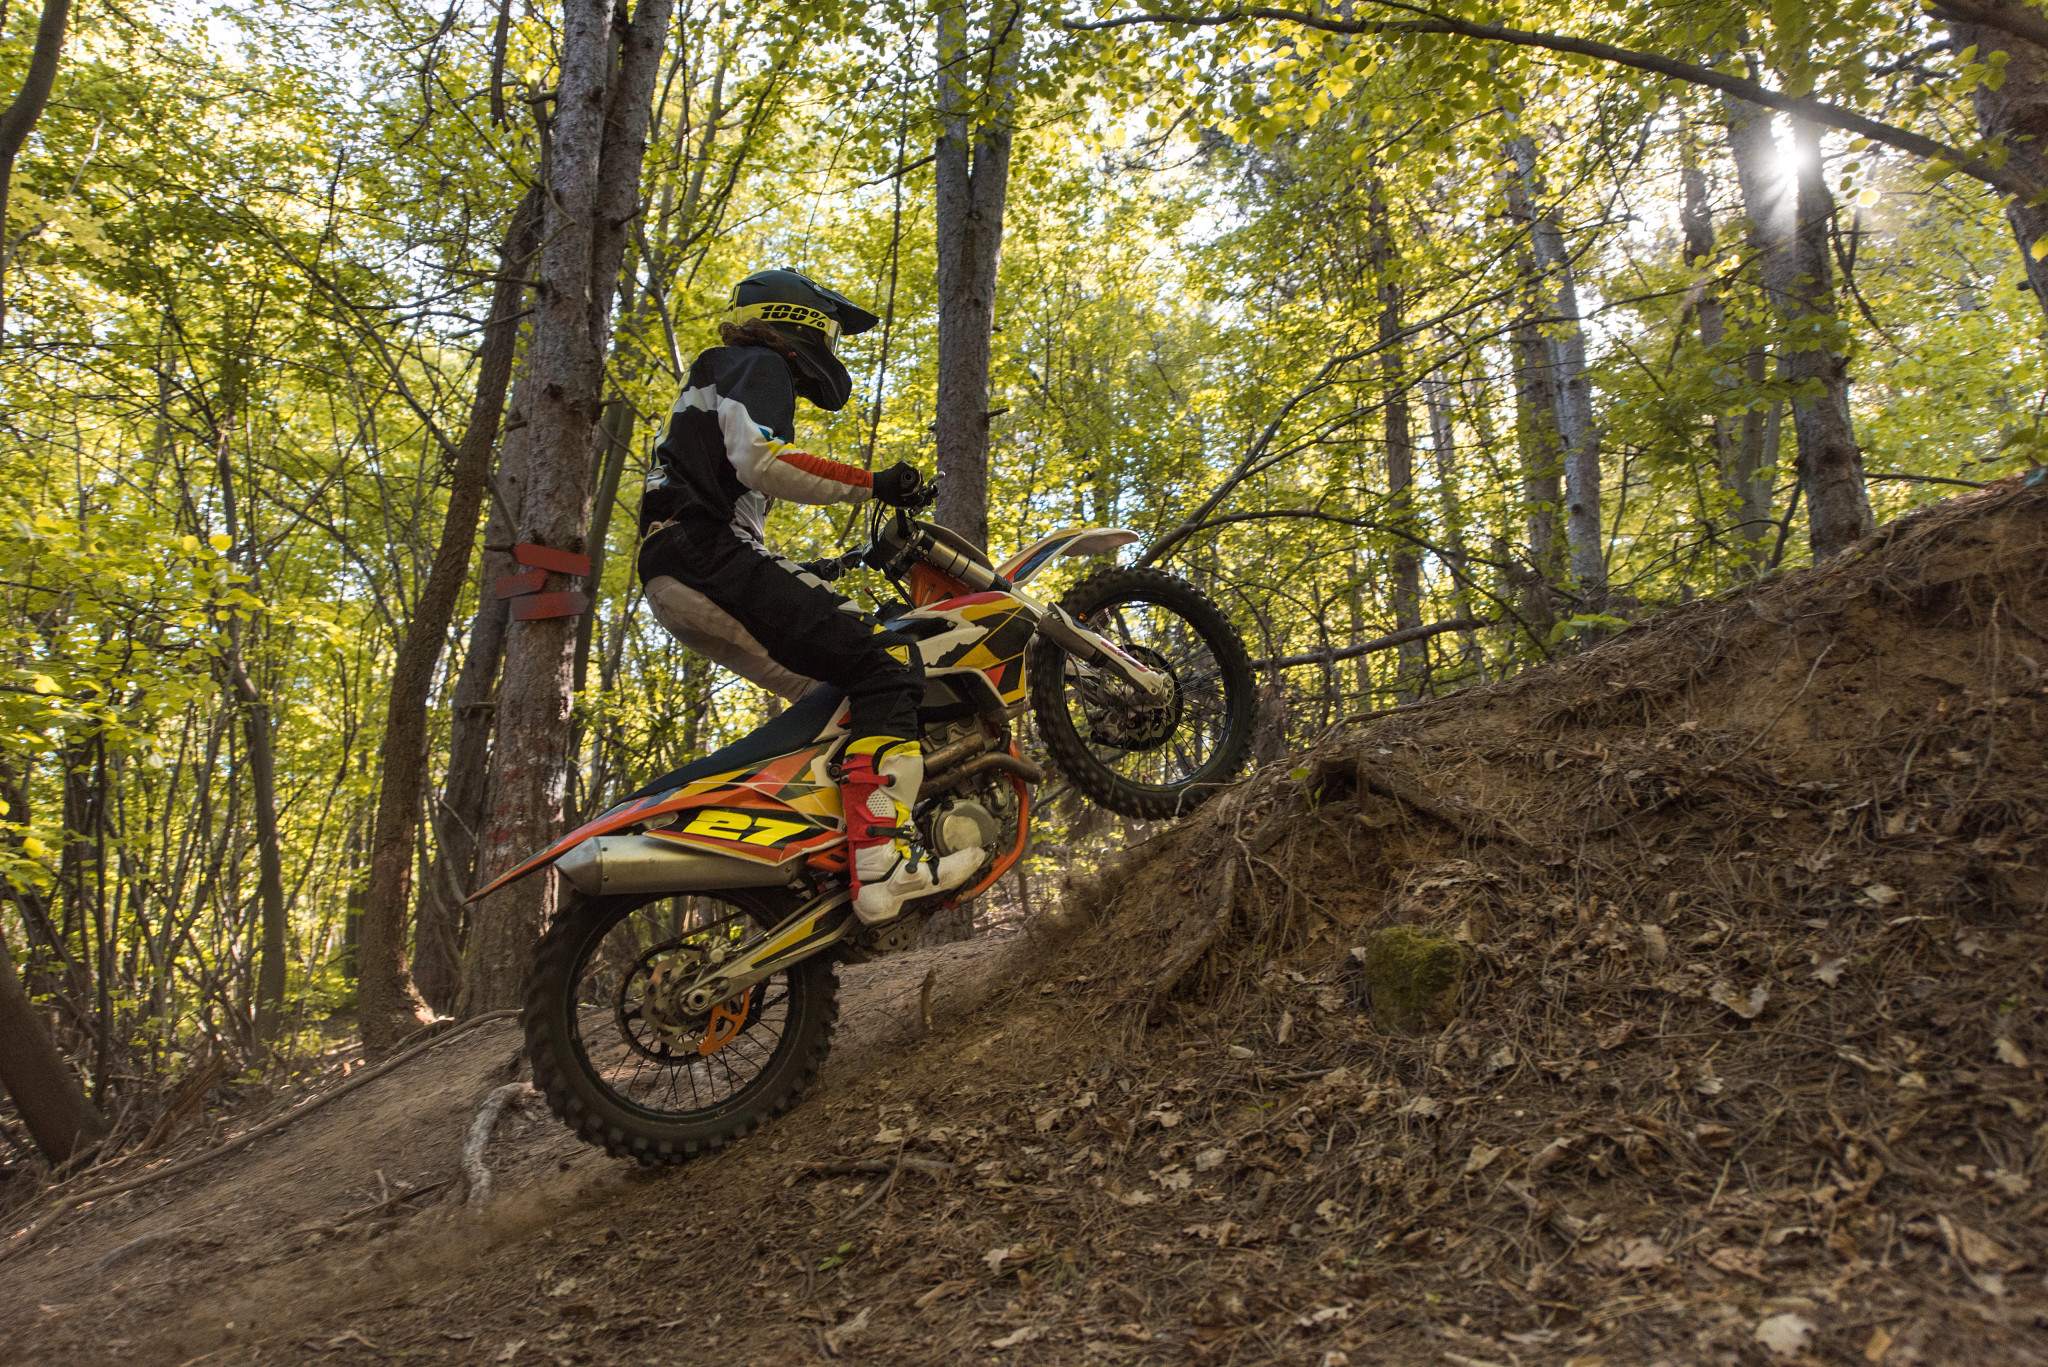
[
  {"xmin": 523, "ymin": 889, "xmax": 837, "ymax": 1165},
  {"xmin": 1028, "ymin": 565, "xmax": 1255, "ymax": 821}
]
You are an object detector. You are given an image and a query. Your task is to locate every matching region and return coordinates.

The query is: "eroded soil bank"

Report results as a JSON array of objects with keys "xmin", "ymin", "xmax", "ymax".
[{"xmin": 4, "ymin": 478, "xmax": 2046, "ymax": 1367}]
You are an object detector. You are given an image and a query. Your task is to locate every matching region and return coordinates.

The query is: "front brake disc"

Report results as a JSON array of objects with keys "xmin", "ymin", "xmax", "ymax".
[{"xmin": 1081, "ymin": 643, "xmax": 1181, "ymax": 751}]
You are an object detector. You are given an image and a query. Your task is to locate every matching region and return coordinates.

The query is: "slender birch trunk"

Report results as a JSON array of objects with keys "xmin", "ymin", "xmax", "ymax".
[
  {"xmin": 933, "ymin": 3, "xmax": 1021, "ymax": 553},
  {"xmin": 1368, "ymin": 173, "xmax": 1425, "ymax": 700},
  {"xmin": 1503, "ymin": 169, "xmax": 1563, "ymax": 630},
  {"xmin": 1509, "ymin": 135, "xmax": 1605, "ymax": 611}
]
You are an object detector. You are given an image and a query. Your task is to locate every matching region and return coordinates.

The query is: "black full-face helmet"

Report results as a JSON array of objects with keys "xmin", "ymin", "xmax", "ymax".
[{"xmin": 722, "ymin": 268, "xmax": 880, "ymax": 412}]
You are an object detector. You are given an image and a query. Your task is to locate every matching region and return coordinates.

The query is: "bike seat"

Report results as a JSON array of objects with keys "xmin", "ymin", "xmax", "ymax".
[{"xmin": 621, "ymin": 686, "xmax": 847, "ymax": 801}]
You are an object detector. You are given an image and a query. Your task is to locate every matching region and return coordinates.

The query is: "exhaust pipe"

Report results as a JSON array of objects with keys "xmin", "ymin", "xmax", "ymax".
[
  {"xmin": 924, "ymin": 751, "xmax": 1043, "ymax": 796},
  {"xmin": 555, "ymin": 834, "xmax": 797, "ymax": 896}
]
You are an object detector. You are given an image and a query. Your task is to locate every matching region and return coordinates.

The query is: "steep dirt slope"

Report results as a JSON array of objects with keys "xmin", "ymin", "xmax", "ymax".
[
  {"xmin": 0, "ymin": 935, "xmax": 1019, "ymax": 1365},
  {"xmin": 5, "ymin": 477, "xmax": 2045, "ymax": 1367}
]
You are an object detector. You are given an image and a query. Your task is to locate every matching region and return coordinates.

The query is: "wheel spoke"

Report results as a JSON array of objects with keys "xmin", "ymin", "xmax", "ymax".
[{"xmin": 566, "ymin": 896, "xmax": 807, "ymax": 1125}]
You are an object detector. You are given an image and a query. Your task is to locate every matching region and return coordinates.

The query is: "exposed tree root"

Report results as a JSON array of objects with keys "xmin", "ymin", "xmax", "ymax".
[{"xmin": 462, "ymin": 1082, "xmax": 536, "ymax": 1207}]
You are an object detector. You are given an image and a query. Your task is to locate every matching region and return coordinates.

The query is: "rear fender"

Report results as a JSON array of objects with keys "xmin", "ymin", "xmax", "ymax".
[{"xmin": 466, "ymin": 746, "xmax": 847, "ymax": 904}]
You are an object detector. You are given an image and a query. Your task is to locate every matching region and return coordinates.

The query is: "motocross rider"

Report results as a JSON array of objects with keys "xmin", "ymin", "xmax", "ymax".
[{"xmin": 636, "ymin": 268, "xmax": 981, "ymax": 926}]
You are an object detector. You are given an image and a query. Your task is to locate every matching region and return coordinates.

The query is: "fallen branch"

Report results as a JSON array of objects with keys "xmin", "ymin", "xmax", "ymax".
[
  {"xmin": 87, "ymin": 1224, "xmax": 187, "ymax": 1275},
  {"xmin": 462, "ymin": 1082, "xmax": 537, "ymax": 1207},
  {"xmin": 1252, "ymin": 618, "xmax": 1489, "ymax": 669},
  {"xmin": 0, "ymin": 1008, "xmax": 521, "ymax": 1264},
  {"xmin": 292, "ymin": 1176, "xmax": 454, "ymax": 1236}
]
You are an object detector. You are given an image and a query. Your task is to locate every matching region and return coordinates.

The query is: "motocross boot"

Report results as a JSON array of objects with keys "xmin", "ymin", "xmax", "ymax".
[{"xmin": 839, "ymin": 737, "xmax": 981, "ymax": 925}]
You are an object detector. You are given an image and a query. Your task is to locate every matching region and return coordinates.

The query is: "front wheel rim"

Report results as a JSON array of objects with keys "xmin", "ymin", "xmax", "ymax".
[
  {"xmin": 1055, "ymin": 596, "xmax": 1240, "ymax": 795},
  {"xmin": 568, "ymin": 896, "xmax": 802, "ymax": 1124}
]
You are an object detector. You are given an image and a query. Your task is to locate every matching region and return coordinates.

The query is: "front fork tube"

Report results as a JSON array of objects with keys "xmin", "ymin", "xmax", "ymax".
[{"xmin": 1033, "ymin": 604, "xmax": 1174, "ymax": 702}]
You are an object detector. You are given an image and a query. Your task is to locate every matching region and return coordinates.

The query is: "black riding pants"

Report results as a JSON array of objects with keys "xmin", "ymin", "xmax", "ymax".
[{"xmin": 638, "ymin": 518, "xmax": 922, "ymax": 744}]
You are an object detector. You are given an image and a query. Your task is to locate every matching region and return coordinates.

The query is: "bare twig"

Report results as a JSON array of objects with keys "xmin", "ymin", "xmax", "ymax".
[
  {"xmin": 1253, "ymin": 618, "xmax": 1490, "ymax": 669},
  {"xmin": 292, "ymin": 1176, "xmax": 454, "ymax": 1235}
]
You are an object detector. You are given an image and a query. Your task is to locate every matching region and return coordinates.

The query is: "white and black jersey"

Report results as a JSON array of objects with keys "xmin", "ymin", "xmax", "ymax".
[{"xmin": 638, "ymin": 344, "xmax": 874, "ymax": 541}]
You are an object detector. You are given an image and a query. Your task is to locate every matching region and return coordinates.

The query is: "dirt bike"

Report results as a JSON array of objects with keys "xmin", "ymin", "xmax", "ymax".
[{"xmin": 472, "ymin": 489, "xmax": 1255, "ymax": 1164}]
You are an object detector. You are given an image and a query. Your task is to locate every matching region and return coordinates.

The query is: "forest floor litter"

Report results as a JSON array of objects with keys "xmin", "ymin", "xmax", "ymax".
[{"xmin": 4, "ymin": 477, "xmax": 2046, "ymax": 1366}]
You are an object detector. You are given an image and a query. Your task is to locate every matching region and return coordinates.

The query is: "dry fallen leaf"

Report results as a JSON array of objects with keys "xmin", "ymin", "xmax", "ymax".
[
  {"xmin": 492, "ymin": 1342, "xmax": 526, "ymax": 1364},
  {"xmin": 1152, "ymin": 1165, "xmax": 1194, "ymax": 1191},
  {"xmin": 1947, "ymin": 1218, "xmax": 2014, "ymax": 1269},
  {"xmin": 1811, "ymin": 955, "xmax": 1847, "ymax": 986},
  {"xmin": 1709, "ymin": 980, "xmax": 1769, "ymax": 1020},
  {"xmin": 1394, "ymin": 1094, "xmax": 1442, "ymax": 1120},
  {"xmin": 982, "ymin": 1244, "xmax": 1034, "ymax": 1274},
  {"xmin": 1862, "ymin": 883, "xmax": 1902, "ymax": 907},
  {"xmin": 1194, "ymin": 1146, "xmax": 1228, "ymax": 1172},
  {"xmin": 1595, "ymin": 1020, "xmax": 1634, "ymax": 1050},
  {"xmin": 1994, "ymin": 1037, "xmax": 2031, "ymax": 1068},
  {"xmin": 989, "ymin": 1324, "xmax": 1046, "ymax": 1350},
  {"xmin": 1863, "ymin": 1324, "xmax": 1893, "ymax": 1362},
  {"xmin": 1463, "ymin": 1143, "xmax": 1503, "ymax": 1175},
  {"xmin": 1527, "ymin": 1134, "xmax": 1578, "ymax": 1176},
  {"xmin": 1755, "ymin": 1312, "xmax": 1814, "ymax": 1357},
  {"xmin": 823, "ymin": 1306, "xmax": 871, "ymax": 1355},
  {"xmin": 1616, "ymin": 1236, "xmax": 1667, "ymax": 1270}
]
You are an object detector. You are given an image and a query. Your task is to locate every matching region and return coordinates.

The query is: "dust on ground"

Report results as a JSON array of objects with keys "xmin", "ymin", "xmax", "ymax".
[{"xmin": 4, "ymin": 477, "xmax": 2047, "ymax": 1367}]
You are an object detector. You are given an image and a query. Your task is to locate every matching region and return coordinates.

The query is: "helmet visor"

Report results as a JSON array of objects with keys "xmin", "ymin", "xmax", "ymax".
[{"xmin": 721, "ymin": 301, "xmax": 841, "ymax": 353}]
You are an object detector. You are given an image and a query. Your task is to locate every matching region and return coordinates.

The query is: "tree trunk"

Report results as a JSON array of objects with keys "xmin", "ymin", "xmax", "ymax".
[
  {"xmin": 932, "ymin": 3, "xmax": 1020, "ymax": 553},
  {"xmin": 1423, "ymin": 371, "xmax": 1482, "ymax": 679},
  {"xmin": 209, "ymin": 427, "xmax": 290, "ymax": 1046},
  {"xmin": 0, "ymin": 923, "xmax": 104, "ymax": 1165},
  {"xmin": 1503, "ymin": 169, "xmax": 1563, "ymax": 629},
  {"xmin": 1780, "ymin": 117, "xmax": 1872, "ymax": 558},
  {"xmin": 1680, "ymin": 119, "xmax": 1771, "ymax": 569},
  {"xmin": 574, "ymin": 393, "xmax": 636, "ymax": 697},
  {"xmin": 1945, "ymin": 1, "xmax": 2048, "ymax": 322},
  {"xmin": 1368, "ymin": 174, "xmax": 1425, "ymax": 700},
  {"xmin": 1724, "ymin": 97, "xmax": 1869, "ymax": 560},
  {"xmin": 0, "ymin": 0, "xmax": 73, "ymax": 339},
  {"xmin": 358, "ymin": 187, "xmax": 541, "ymax": 1054},
  {"xmin": 462, "ymin": 0, "xmax": 671, "ymax": 1015},
  {"xmin": 1510, "ymin": 135, "xmax": 1605, "ymax": 610},
  {"xmin": 418, "ymin": 367, "xmax": 534, "ymax": 1012}
]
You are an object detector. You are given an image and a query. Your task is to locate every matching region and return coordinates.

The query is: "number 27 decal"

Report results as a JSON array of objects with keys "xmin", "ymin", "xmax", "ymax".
[{"xmin": 680, "ymin": 809, "xmax": 813, "ymax": 846}]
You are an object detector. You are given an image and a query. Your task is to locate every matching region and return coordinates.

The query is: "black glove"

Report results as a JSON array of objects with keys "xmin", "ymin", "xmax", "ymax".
[
  {"xmin": 798, "ymin": 550, "xmax": 863, "ymax": 583},
  {"xmin": 871, "ymin": 461, "xmax": 925, "ymax": 508}
]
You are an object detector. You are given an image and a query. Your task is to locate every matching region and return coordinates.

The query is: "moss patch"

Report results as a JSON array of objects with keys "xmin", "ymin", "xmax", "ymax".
[{"xmin": 1358, "ymin": 926, "xmax": 1467, "ymax": 1035}]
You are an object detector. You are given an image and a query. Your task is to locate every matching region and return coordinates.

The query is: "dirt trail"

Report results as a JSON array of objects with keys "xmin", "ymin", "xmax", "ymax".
[
  {"xmin": 6, "ymin": 478, "xmax": 2048, "ymax": 1367},
  {"xmin": 0, "ymin": 932, "xmax": 1021, "ymax": 1366}
]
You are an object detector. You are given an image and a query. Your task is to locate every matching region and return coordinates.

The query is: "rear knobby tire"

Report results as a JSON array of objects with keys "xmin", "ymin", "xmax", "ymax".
[
  {"xmin": 1028, "ymin": 565, "xmax": 1255, "ymax": 821},
  {"xmin": 523, "ymin": 889, "xmax": 837, "ymax": 1165}
]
